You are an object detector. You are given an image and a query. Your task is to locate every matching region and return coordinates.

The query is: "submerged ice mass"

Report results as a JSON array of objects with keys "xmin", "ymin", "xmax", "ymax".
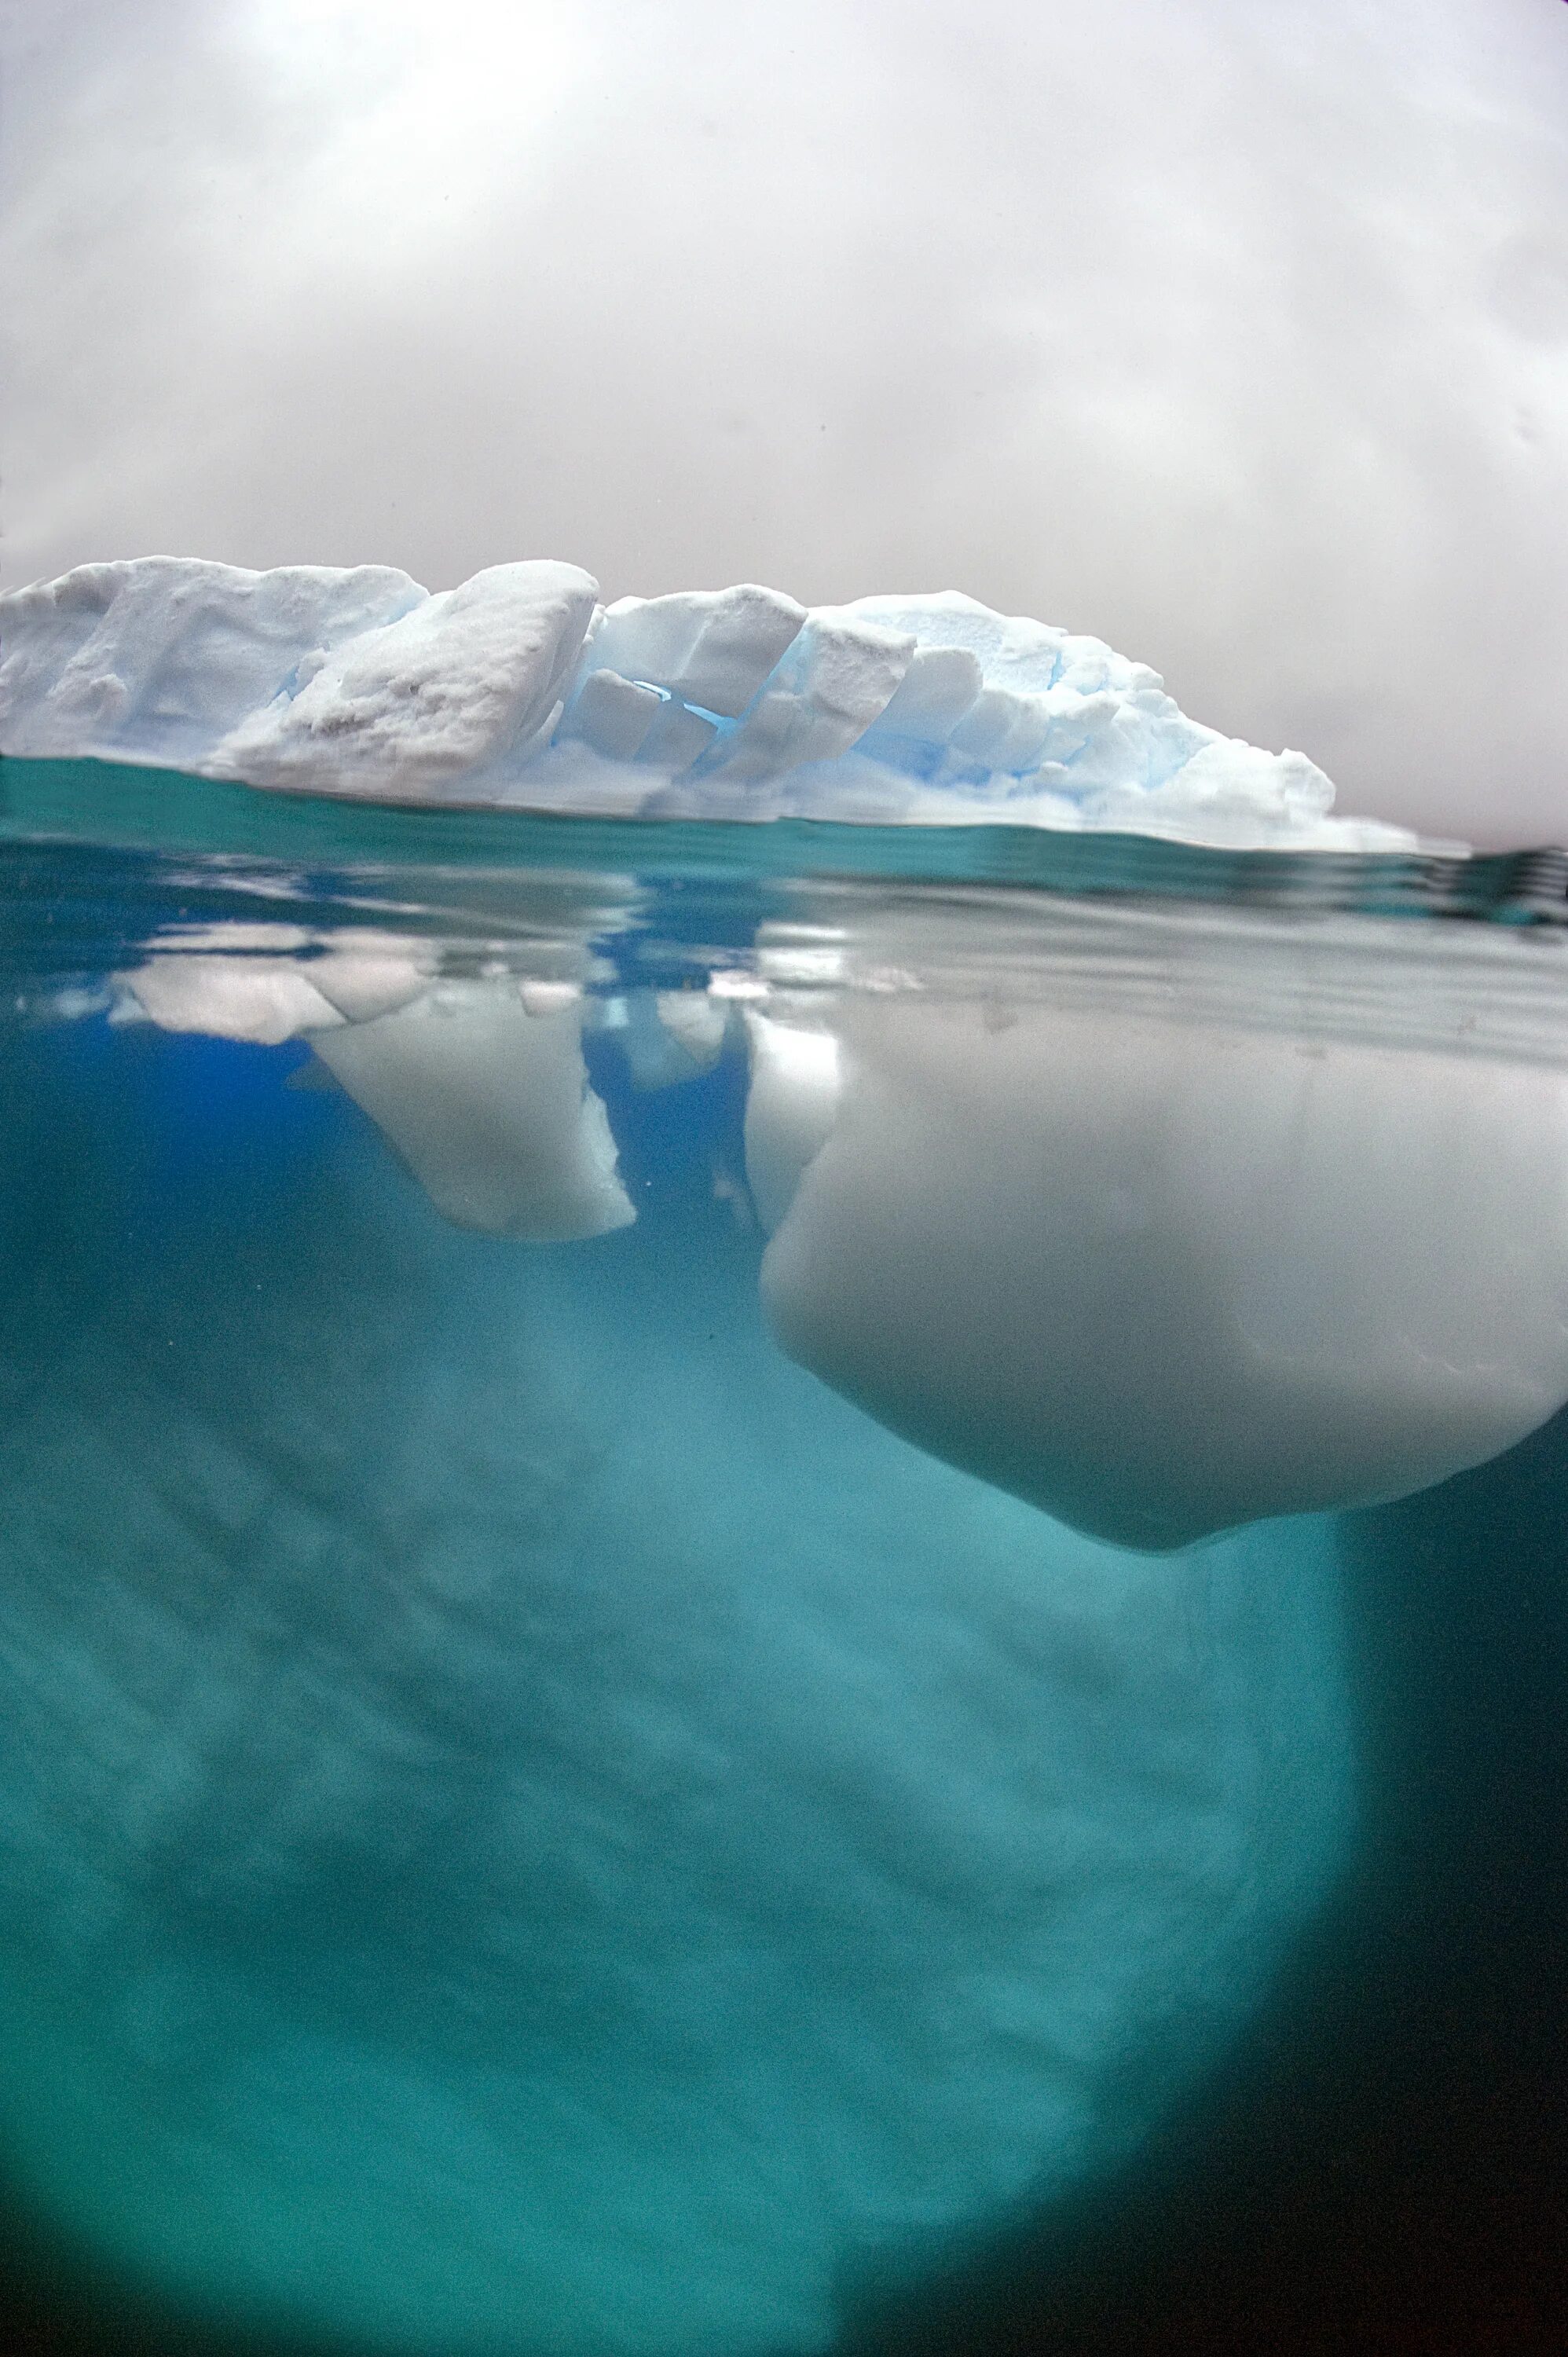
[
  {"xmin": 99, "ymin": 889, "xmax": 1568, "ymax": 1552},
  {"xmin": 309, "ymin": 983, "xmax": 635, "ymax": 1242},
  {"xmin": 753, "ymin": 990, "xmax": 1568, "ymax": 1549},
  {"xmin": 0, "ymin": 556, "xmax": 1415, "ymax": 849}
]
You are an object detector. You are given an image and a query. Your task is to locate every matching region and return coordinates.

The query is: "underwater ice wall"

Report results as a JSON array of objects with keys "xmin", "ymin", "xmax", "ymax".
[
  {"xmin": 0, "ymin": 1010, "xmax": 1353, "ymax": 2357},
  {"xmin": 108, "ymin": 891, "xmax": 1568, "ymax": 1553},
  {"xmin": 746, "ymin": 950, "xmax": 1568, "ymax": 1549},
  {"xmin": 0, "ymin": 556, "xmax": 1419, "ymax": 847}
]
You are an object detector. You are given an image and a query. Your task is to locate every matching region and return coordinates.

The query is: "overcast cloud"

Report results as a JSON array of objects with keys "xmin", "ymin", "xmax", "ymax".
[{"xmin": 2, "ymin": 0, "xmax": 1565, "ymax": 841}]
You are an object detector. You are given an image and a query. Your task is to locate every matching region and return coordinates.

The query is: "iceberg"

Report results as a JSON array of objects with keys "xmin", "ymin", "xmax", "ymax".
[
  {"xmin": 214, "ymin": 561, "xmax": 599, "ymax": 801},
  {"xmin": 0, "ymin": 556, "xmax": 423, "ymax": 769},
  {"xmin": 742, "ymin": 1010, "xmax": 843, "ymax": 1239},
  {"xmin": 13, "ymin": 563, "xmax": 1566, "ymax": 1533},
  {"xmin": 1, "ymin": 556, "xmax": 1418, "ymax": 849}
]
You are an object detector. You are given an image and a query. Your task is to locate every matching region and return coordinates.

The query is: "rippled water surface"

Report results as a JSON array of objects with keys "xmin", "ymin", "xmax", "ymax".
[{"xmin": 2, "ymin": 757, "xmax": 1566, "ymax": 2355}]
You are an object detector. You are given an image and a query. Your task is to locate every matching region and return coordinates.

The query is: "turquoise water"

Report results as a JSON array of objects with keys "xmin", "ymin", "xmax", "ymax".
[{"xmin": 1, "ymin": 759, "xmax": 1566, "ymax": 2354}]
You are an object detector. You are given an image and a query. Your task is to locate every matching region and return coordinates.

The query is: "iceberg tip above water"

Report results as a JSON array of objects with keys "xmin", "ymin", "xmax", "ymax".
[{"xmin": 0, "ymin": 555, "xmax": 1416, "ymax": 852}]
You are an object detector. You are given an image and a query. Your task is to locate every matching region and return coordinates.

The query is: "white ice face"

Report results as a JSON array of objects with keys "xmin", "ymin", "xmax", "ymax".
[
  {"xmin": 211, "ymin": 561, "xmax": 599, "ymax": 800},
  {"xmin": 753, "ymin": 945, "xmax": 1568, "ymax": 1550},
  {"xmin": 0, "ymin": 556, "xmax": 1420, "ymax": 849},
  {"xmin": 0, "ymin": 557, "xmax": 425, "ymax": 769},
  {"xmin": 741, "ymin": 1011, "xmax": 842, "ymax": 1237},
  {"xmin": 309, "ymin": 981, "xmax": 635, "ymax": 1242}
]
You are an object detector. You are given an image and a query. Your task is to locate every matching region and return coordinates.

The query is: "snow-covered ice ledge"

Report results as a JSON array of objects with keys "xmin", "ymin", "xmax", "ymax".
[{"xmin": 0, "ymin": 556, "xmax": 1413, "ymax": 851}]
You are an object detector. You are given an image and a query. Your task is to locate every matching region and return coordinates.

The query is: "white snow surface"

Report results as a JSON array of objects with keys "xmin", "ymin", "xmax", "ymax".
[{"xmin": 0, "ymin": 557, "xmax": 1416, "ymax": 849}]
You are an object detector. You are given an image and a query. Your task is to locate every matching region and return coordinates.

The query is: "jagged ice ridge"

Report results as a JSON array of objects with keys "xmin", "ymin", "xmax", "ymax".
[{"xmin": 0, "ymin": 556, "xmax": 1415, "ymax": 849}]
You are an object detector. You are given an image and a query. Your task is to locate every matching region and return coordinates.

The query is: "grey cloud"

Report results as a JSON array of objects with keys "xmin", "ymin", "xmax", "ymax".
[{"xmin": 2, "ymin": 0, "xmax": 1566, "ymax": 842}]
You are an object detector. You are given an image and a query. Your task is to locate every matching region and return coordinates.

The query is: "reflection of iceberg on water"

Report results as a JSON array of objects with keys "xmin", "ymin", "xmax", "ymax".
[{"xmin": 123, "ymin": 922, "xmax": 432, "ymax": 1041}]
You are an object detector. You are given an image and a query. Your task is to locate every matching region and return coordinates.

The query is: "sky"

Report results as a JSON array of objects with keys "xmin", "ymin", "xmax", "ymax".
[{"xmin": 1, "ymin": 0, "xmax": 1565, "ymax": 843}]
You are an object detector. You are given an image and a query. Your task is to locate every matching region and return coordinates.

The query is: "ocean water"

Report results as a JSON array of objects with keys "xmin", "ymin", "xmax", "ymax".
[{"xmin": 1, "ymin": 757, "xmax": 1566, "ymax": 2355}]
